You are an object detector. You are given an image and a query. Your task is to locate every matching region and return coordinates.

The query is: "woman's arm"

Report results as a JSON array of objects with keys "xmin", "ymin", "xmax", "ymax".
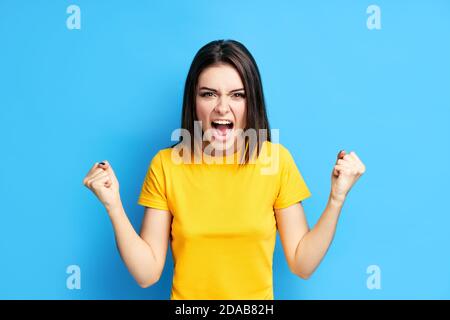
[
  {"xmin": 83, "ymin": 160, "xmax": 172, "ymax": 288},
  {"xmin": 107, "ymin": 202, "xmax": 172, "ymax": 288},
  {"xmin": 275, "ymin": 196, "xmax": 344, "ymax": 279},
  {"xmin": 275, "ymin": 150, "xmax": 365, "ymax": 279}
]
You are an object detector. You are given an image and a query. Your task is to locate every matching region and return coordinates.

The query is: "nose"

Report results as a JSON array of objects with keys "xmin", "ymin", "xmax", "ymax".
[{"xmin": 213, "ymin": 96, "xmax": 231, "ymax": 115}]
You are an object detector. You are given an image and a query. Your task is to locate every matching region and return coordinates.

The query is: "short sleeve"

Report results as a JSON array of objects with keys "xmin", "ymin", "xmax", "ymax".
[
  {"xmin": 273, "ymin": 145, "xmax": 312, "ymax": 210},
  {"xmin": 137, "ymin": 151, "xmax": 169, "ymax": 211}
]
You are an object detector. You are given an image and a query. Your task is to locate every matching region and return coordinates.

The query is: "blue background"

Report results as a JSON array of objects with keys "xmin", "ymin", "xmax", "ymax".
[{"xmin": 1, "ymin": 0, "xmax": 449, "ymax": 299}]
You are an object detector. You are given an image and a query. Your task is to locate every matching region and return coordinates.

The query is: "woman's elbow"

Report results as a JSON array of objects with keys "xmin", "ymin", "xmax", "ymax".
[
  {"xmin": 137, "ymin": 273, "xmax": 161, "ymax": 288},
  {"xmin": 295, "ymin": 271, "xmax": 312, "ymax": 280},
  {"xmin": 291, "ymin": 266, "xmax": 313, "ymax": 280}
]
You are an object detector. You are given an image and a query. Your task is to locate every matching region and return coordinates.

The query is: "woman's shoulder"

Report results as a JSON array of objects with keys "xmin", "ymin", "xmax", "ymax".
[
  {"xmin": 152, "ymin": 144, "xmax": 193, "ymax": 168},
  {"xmin": 153, "ymin": 146, "xmax": 175, "ymax": 163},
  {"xmin": 260, "ymin": 140, "xmax": 291, "ymax": 158},
  {"xmin": 260, "ymin": 141, "xmax": 302, "ymax": 169}
]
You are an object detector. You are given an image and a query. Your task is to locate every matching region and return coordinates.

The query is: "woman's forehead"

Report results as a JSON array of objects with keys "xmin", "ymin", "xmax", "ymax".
[{"xmin": 197, "ymin": 64, "xmax": 244, "ymax": 90}]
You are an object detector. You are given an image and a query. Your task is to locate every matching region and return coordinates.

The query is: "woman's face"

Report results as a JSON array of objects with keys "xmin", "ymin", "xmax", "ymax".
[{"xmin": 195, "ymin": 63, "xmax": 247, "ymax": 153}]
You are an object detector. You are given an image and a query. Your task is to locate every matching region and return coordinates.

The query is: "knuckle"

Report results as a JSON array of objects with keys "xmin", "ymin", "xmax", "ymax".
[{"xmin": 91, "ymin": 181, "xmax": 100, "ymax": 189}]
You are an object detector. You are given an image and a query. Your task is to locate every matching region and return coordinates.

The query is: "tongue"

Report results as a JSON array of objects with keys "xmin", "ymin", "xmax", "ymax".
[{"xmin": 216, "ymin": 124, "xmax": 229, "ymax": 135}]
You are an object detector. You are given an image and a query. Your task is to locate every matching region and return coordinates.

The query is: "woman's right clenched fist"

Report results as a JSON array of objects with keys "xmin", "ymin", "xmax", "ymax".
[{"xmin": 83, "ymin": 160, "xmax": 121, "ymax": 210}]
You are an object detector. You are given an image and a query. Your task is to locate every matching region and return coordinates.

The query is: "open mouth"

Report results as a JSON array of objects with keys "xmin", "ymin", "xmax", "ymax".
[
  {"xmin": 210, "ymin": 119, "xmax": 234, "ymax": 140},
  {"xmin": 211, "ymin": 119, "xmax": 234, "ymax": 130}
]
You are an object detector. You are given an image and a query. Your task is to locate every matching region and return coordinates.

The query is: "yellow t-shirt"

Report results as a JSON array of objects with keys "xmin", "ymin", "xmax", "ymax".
[{"xmin": 137, "ymin": 141, "xmax": 311, "ymax": 300}]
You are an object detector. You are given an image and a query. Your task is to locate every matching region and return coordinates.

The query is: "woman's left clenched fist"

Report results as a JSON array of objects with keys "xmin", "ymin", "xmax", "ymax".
[{"xmin": 331, "ymin": 150, "xmax": 366, "ymax": 203}]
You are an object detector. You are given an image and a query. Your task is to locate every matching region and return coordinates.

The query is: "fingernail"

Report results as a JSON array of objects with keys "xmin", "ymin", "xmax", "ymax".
[{"xmin": 99, "ymin": 162, "xmax": 105, "ymax": 165}]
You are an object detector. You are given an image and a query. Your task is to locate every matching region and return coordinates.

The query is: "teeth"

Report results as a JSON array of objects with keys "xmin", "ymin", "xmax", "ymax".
[{"xmin": 212, "ymin": 120, "xmax": 232, "ymax": 124}]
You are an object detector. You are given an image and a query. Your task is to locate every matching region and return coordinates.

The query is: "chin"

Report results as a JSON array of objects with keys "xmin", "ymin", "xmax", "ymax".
[{"xmin": 209, "ymin": 139, "xmax": 234, "ymax": 152}]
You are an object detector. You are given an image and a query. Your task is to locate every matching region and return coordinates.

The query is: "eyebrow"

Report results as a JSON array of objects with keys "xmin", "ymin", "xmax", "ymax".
[{"xmin": 198, "ymin": 86, "xmax": 245, "ymax": 93}]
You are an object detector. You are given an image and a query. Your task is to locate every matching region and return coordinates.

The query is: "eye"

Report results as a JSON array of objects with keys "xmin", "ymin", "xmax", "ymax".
[
  {"xmin": 232, "ymin": 92, "xmax": 246, "ymax": 98},
  {"xmin": 200, "ymin": 92, "xmax": 215, "ymax": 97}
]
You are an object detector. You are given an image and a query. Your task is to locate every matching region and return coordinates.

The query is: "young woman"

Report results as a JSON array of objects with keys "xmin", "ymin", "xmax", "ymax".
[{"xmin": 83, "ymin": 40, "xmax": 366, "ymax": 300}]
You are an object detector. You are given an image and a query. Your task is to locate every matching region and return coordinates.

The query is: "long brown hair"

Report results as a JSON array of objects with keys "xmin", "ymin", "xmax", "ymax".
[{"xmin": 173, "ymin": 39, "xmax": 271, "ymax": 164}]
